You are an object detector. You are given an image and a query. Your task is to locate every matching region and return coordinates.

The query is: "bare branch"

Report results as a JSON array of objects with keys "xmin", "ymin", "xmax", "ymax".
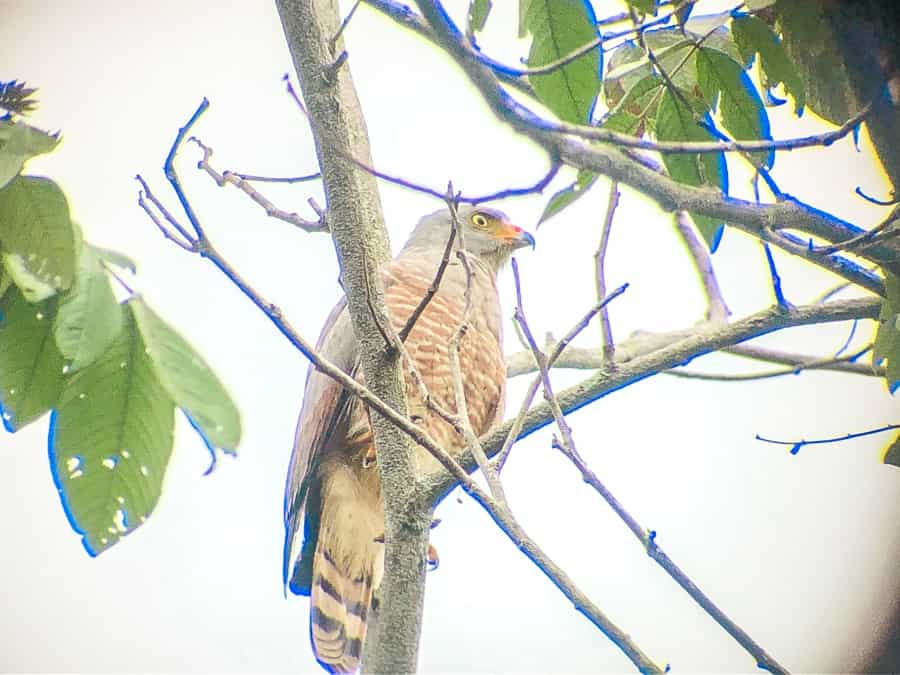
[
  {"xmin": 507, "ymin": 326, "xmax": 882, "ymax": 379},
  {"xmin": 550, "ymin": 434, "xmax": 788, "ymax": 674},
  {"xmin": 493, "ymin": 285, "xmax": 628, "ymax": 472},
  {"xmin": 191, "ymin": 137, "xmax": 328, "ymax": 233},
  {"xmin": 595, "ymin": 181, "xmax": 619, "ymax": 362},
  {"xmin": 666, "ymin": 344, "xmax": 874, "ymax": 382},
  {"xmin": 757, "ymin": 424, "xmax": 900, "ymax": 454},
  {"xmin": 226, "ymin": 171, "xmax": 321, "ymax": 184},
  {"xmin": 398, "ymin": 217, "xmax": 455, "ymax": 343},
  {"xmin": 446, "ymin": 198, "xmax": 507, "ymax": 504},
  {"xmin": 674, "ymin": 211, "xmax": 729, "ymax": 322}
]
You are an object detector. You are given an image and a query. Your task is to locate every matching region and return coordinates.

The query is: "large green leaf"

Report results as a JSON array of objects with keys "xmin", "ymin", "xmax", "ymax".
[
  {"xmin": 0, "ymin": 119, "xmax": 60, "ymax": 189},
  {"xmin": 130, "ymin": 297, "xmax": 241, "ymax": 451},
  {"xmin": 656, "ymin": 88, "xmax": 727, "ymax": 248},
  {"xmin": 50, "ymin": 307, "xmax": 175, "ymax": 555},
  {"xmin": 696, "ymin": 47, "xmax": 772, "ymax": 168},
  {"xmin": 537, "ymin": 169, "xmax": 598, "ymax": 226},
  {"xmin": 523, "ymin": 0, "xmax": 601, "ymax": 123},
  {"xmin": 873, "ymin": 273, "xmax": 900, "ymax": 394},
  {"xmin": 0, "ymin": 285, "xmax": 65, "ymax": 430},
  {"xmin": 732, "ymin": 13, "xmax": 805, "ymax": 114},
  {"xmin": 54, "ymin": 245, "xmax": 123, "ymax": 372},
  {"xmin": 0, "ymin": 175, "xmax": 77, "ymax": 293}
]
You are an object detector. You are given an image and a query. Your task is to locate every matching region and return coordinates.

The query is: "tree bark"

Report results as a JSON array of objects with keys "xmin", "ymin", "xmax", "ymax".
[{"xmin": 275, "ymin": 1, "xmax": 430, "ymax": 671}]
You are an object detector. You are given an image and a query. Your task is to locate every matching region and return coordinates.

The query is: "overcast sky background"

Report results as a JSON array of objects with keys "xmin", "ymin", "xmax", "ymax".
[{"xmin": 3, "ymin": 1, "xmax": 900, "ymax": 673}]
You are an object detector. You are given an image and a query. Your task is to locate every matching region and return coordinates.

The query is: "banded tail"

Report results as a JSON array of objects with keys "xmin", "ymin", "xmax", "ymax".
[{"xmin": 310, "ymin": 540, "xmax": 375, "ymax": 673}]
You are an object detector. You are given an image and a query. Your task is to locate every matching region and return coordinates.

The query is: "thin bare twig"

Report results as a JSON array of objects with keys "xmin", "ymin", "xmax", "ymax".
[
  {"xmin": 191, "ymin": 137, "xmax": 327, "ymax": 232},
  {"xmin": 398, "ymin": 217, "xmax": 455, "ymax": 343},
  {"xmin": 549, "ymin": 434, "xmax": 788, "ymax": 675},
  {"xmin": 227, "ymin": 171, "xmax": 321, "ymax": 184},
  {"xmin": 331, "ymin": 0, "xmax": 361, "ymax": 48},
  {"xmin": 284, "ymin": 75, "xmax": 558, "ymax": 205},
  {"xmin": 674, "ymin": 211, "xmax": 730, "ymax": 322},
  {"xmin": 511, "ymin": 258, "xmax": 580, "ymax": 463},
  {"xmin": 757, "ymin": 424, "xmax": 900, "ymax": 454},
  {"xmin": 446, "ymin": 196, "xmax": 508, "ymax": 504},
  {"xmin": 493, "ymin": 285, "xmax": 628, "ymax": 472},
  {"xmin": 811, "ymin": 204, "xmax": 900, "ymax": 256},
  {"xmin": 666, "ymin": 344, "xmax": 873, "ymax": 382},
  {"xmin": 595, "ymin": 181, "xmax": 620, "ymax": 363}
]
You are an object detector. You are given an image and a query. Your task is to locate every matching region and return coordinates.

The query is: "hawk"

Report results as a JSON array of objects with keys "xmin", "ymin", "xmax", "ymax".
[{"xmin": 284, "ymin": 206, "xmax": 534, "ymax": 672}]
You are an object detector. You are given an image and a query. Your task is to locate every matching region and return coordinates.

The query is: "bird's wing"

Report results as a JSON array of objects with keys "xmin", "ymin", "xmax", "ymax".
[{"xmin": 283, "ymin": 297, "xmax": 359, "ymax": 594}]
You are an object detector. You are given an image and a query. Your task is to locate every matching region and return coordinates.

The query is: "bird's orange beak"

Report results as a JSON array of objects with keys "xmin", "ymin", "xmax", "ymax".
[{"xmin": 498, "ymin": 221, "xmax": 536, "ymax": 250}]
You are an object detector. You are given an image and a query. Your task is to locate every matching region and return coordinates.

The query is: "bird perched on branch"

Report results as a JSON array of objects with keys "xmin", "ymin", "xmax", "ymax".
[{"xmin": 284, "ymin": 206, "xmax": 534, "ymax": 673}]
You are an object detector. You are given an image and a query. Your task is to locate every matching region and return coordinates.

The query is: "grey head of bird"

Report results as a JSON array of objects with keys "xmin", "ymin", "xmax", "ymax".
[{"xmin": 402, "ymin": 206, "xmax": 535, "ymax": 272}]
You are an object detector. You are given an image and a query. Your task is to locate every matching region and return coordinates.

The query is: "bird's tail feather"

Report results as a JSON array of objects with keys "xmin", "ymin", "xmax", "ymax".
[{"xmin": 310, "ymin": 544, "xmax": 373, "ymax": 673}]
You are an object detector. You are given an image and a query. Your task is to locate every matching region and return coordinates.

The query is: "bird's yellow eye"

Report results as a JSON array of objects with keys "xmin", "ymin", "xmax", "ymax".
[{"xmin": 471, "ymin": 213, "xmax": 489, "ymax": 228}]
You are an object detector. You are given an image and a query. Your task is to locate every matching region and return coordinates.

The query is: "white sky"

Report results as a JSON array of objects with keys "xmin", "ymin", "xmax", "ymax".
[{"xmin": 2, "ymin": 1, "xmax": 899, "ymax": 673}]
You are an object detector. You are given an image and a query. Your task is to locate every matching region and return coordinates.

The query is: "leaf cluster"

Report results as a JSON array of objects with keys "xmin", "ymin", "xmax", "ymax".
[{"xmin": 0, "ymin": 100, "xmax": 242, "ymax": 554}]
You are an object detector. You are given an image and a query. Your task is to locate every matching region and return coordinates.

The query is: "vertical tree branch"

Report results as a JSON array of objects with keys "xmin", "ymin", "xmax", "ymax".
[
  {"xmin": 595, "ymin": 181, "xmax": 620, "ymax": 363},
  {"xmin": 275, "ymin": 2, "xmax": 428, "ymax": 672}
]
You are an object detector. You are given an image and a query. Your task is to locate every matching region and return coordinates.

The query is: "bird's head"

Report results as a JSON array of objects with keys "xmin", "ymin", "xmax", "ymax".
[{"xmin": 406, "ymin": 206, "xmax": 534, "ymax": 271}]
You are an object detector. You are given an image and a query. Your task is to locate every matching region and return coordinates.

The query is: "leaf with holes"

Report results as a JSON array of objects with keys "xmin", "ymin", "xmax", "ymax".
[
  {"xmin": 130, "ymin": 297, "xmax": 241, "ymax": 451},
  {"xmin": 731, "ymin": 13, "xmax": 805, "ymax": 114},
  {"xmin": 523, "ymin": 0, "xmax": 601, "ymax": 123},
  {"xmin": 0, "ymin": 119, "xmax": 60, "ymax": 189},
  {"xmin": 873, "ymin": 273, "xmax": 900, "ymax": 394},
  {"xmin": 696, "ymin": 47, "xmax": 772, "ymax": 168},
  {"xmin": 50, "ymin": 306, "xmax": 174, "ymax": 555},
  {"xmin": 656, "ymin": 88, "xmax": 727, "ymax": 249},
  {"xmin": 54, "ymin": 245, "xmax": 123, "ymax": 372},
  {"xmin": 0, "ymin": 175, "xmax": 77, "ymax": 293},
  {"xmin": 538, "ymin": 170, "xmax": 598, "ymax": 226},
  {"xmin": 0, "ymin": 285, "xmax": 65, "ymax": 431}
]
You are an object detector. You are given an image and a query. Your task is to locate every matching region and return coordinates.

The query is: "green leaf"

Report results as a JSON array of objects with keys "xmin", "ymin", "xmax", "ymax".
[
  {"xmin": 656, "ymin": 88, "xmax": 726, "ymax": 248},
  {"xmin": 50, "ymin": 307, "xmax": 175, "ymax": 555},
  {"xmin": 882, "ymin": 432, "xmax": 900, "ymax": 468},
  {"xmin": 130, "ymin": 297, "xmax": 241, "ymax": 450},
  {"xmin": 605, "ymin": 35, "xmax": 693, "ymax": 91},
  {"xmin": 0, "ymin": 285, "xmax": 65, "ymax": 430},
  {"xmin": 0, "ymin": 119, "xmax": 60, "ymax": 189},
  {"xmin": 696, "ymin": 47, "xmax": 772, "ymax": 168},
  {"xmin": 731, "ymin": 14, "xmax": 805, "ymax": 113},
  {"xmin": 537, "ymin": 170, "xmax": 598, "ymax": 226},
  {"xmin": 602, "ymin": 74, "xmax": 665, "ymax": 135},
  {"xmin": 0, "ymin": 175, "xmax": 77, "ymax": 292},
  {"xmin": 54, "ymin": 246, "xmax": 123, "ymax": 372},
  {"xmin": 467, "ymin": 0, "xmax": 492, "ymax": 34},
  {"xmin": 523, "ymin": 0, "xmax": 601, "ymax": 123},
  {"xmin": 873, "ymin": 273, "xmax": 900, "ymax": 394}
]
